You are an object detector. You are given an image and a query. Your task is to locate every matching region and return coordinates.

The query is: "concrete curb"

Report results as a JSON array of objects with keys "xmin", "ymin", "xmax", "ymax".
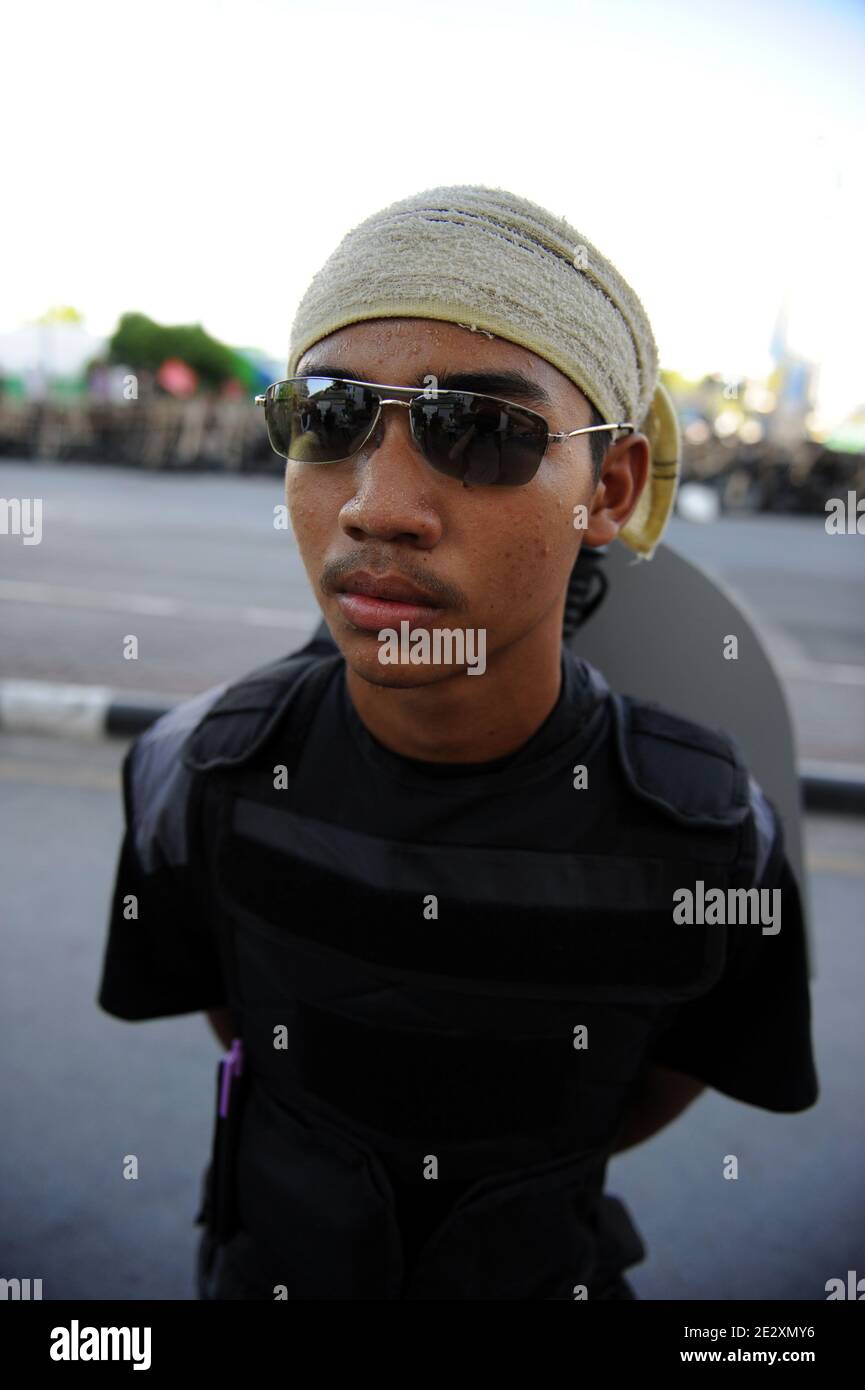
[
  {"xmin": 798, "ymin": 761, "xmax": 865, "ymax": 816},
  {"xmin": 2, "ymin": 678, "xmax": 864, "ymax": 814},
  {"xmin": 0, "ymin": 679, "xmax": 178, "ymax": 740}
]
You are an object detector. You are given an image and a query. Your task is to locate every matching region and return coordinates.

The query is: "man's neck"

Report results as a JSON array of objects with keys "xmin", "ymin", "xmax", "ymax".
[{"xmin": 343, "ymin": 615, "xmax": 564, "ymax": 764}]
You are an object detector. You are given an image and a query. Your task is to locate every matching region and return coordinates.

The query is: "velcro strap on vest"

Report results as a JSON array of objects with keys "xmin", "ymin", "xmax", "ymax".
[
  {"xmin": 611, "ymin": 693, "xmax": 750, "ymax": 828},
  {"xmin": 182, "ymin": 650, "xmax": 341, "ymax": 774}
]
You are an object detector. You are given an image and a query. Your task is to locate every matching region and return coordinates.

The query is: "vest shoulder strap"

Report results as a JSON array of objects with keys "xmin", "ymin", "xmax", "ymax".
[
  {"xmin": 126, "ymin": 682, "xmax": 229, "ymax": 873},
  {"xmin": 181, "ymin": 645, "xmax": 753, "ymax": 829},
  {"xmin": 182, "ymin": 647, "xmax": 343, "ymax": 774},
  {"xmin": 611, "ymin": 692, "xmax": 751, "ymax": 829}
]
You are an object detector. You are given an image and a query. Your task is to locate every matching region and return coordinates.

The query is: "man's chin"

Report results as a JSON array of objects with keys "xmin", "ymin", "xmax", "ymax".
[
  {"xmin": 342, "ymin": 648, "xmax": 469, "ymax": 690},
  {"xmin": 331, "ymin": 632, "xmax": 476, "ymax": 689}
]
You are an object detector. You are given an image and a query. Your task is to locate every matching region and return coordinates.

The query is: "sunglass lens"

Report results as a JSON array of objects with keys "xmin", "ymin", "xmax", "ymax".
[
  {"xmin": 413, "ymin": 393, "xmax": 546, "ymax": 486},
  {"xmin": 267, "ymin": 378, "xmax": 377, "ymax": 462}
]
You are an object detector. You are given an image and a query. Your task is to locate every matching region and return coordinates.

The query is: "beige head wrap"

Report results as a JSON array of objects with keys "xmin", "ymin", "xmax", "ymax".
[{"xmin": 287, "ymin": 184, "xmax": 680, "ymax": 558}]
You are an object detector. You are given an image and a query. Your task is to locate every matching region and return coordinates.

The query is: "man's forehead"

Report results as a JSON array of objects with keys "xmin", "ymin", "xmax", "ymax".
[
  {"xmin": 299, "ymin": 317, "xmax": 526, "ymax": 366},
  {"xmin": 296, "ymin": 317, "xmax": 582, "ymax": 403}
]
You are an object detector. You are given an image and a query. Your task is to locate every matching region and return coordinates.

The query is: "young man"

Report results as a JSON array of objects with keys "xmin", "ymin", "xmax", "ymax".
[{"xmin": 97, "ymin": 185, "xmax": 818, "ymax": 1301}]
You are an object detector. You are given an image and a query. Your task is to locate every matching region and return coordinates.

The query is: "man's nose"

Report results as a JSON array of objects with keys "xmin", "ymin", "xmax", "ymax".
[{"xmin": 339, "ymin": 402, "xmax": 443, "ymax": 546}]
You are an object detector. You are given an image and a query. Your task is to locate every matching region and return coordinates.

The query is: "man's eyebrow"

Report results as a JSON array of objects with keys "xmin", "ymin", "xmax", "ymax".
[{"xmin": 297, "ymin": 363, "xmax": 553, "ymax": 408}]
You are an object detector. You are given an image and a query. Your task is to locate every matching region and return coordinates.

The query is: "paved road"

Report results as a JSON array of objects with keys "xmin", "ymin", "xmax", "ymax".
[
  {"xmin": 665, "ymin": 514, "xmax": 865, "ymax": 766},
  {"xmin": 0, "ymin": 731, "xmax": 862, "ymax": 1299},
  {"xmin": 1, "ymin": 461, "xmax": 863, "ymax": 761}
]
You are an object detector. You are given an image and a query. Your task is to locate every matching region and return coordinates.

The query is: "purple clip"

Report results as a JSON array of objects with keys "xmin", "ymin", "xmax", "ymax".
[{"xmin": 218, "ymin": 1037, "xmax": 244, "ymax": 1119}]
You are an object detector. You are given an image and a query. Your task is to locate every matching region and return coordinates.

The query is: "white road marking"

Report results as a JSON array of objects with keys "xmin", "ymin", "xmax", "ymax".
[{"xmin": 0, "ymin": 580, "xmax": 314, "ymax": 631}]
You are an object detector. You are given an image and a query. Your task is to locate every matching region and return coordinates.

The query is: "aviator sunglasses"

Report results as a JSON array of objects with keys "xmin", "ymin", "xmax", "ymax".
[{"xmin": 256, "ymin": 375, "xmax": 635, "ymax": 487}]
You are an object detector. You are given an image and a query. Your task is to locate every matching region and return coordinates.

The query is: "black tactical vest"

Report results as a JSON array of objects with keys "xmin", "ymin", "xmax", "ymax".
[{"xmin": 183, "ymin": 646, "xmax": 758, "ymax": 1300}]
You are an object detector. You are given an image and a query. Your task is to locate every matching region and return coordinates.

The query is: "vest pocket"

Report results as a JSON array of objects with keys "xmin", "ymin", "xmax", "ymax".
[
  {"xmin": 235, "ymin": 1081, "xmax": 404, "ymax": 1300},
  {"xmin": 402, "ymin": 1148, "xmax": 608, "ymax": 1300}
]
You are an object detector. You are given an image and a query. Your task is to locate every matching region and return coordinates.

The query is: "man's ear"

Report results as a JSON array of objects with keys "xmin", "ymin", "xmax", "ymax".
[{"xmin": 583, "ymin": 433, "xmax": 651, "ymax": 548}]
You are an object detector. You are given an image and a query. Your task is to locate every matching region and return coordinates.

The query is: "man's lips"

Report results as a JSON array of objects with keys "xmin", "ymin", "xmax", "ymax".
[
  {"xmin": 335, "ymin": 593, "xmax": 444, "ymax": 630},
  {"xmin": 337, "ymin": 571, "xmax": 440, "ymax": 604},
  {"xmin": 332, "ymin": 571, "xmax": 445, "ymax": 632}
]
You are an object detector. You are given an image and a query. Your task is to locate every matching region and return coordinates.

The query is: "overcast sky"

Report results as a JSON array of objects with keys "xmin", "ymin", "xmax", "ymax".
[{"xmin": 4, "ymin": 0, "xmax": 864, "ymax": 421}]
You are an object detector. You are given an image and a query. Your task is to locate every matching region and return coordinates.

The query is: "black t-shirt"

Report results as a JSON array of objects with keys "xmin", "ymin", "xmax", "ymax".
[{"xmin": 98, "ymin": 645, "xmax": 819, "ymax": 1270}]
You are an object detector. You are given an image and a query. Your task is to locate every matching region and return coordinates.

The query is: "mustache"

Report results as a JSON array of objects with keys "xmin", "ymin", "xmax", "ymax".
[{"xmin": 321, "ymin": 551, "xmax": 464, "ymax": 609}]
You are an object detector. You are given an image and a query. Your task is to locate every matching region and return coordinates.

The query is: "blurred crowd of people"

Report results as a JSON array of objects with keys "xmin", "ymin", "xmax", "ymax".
[{"xmin": 0, "ymin": 364, "xmax": 862, "ymax": 512}]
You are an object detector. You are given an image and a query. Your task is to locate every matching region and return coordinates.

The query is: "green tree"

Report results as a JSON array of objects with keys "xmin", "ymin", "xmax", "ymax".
[{"xmin": 107, "ymin": 312, "xmax": 255, "ymax": 390}]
